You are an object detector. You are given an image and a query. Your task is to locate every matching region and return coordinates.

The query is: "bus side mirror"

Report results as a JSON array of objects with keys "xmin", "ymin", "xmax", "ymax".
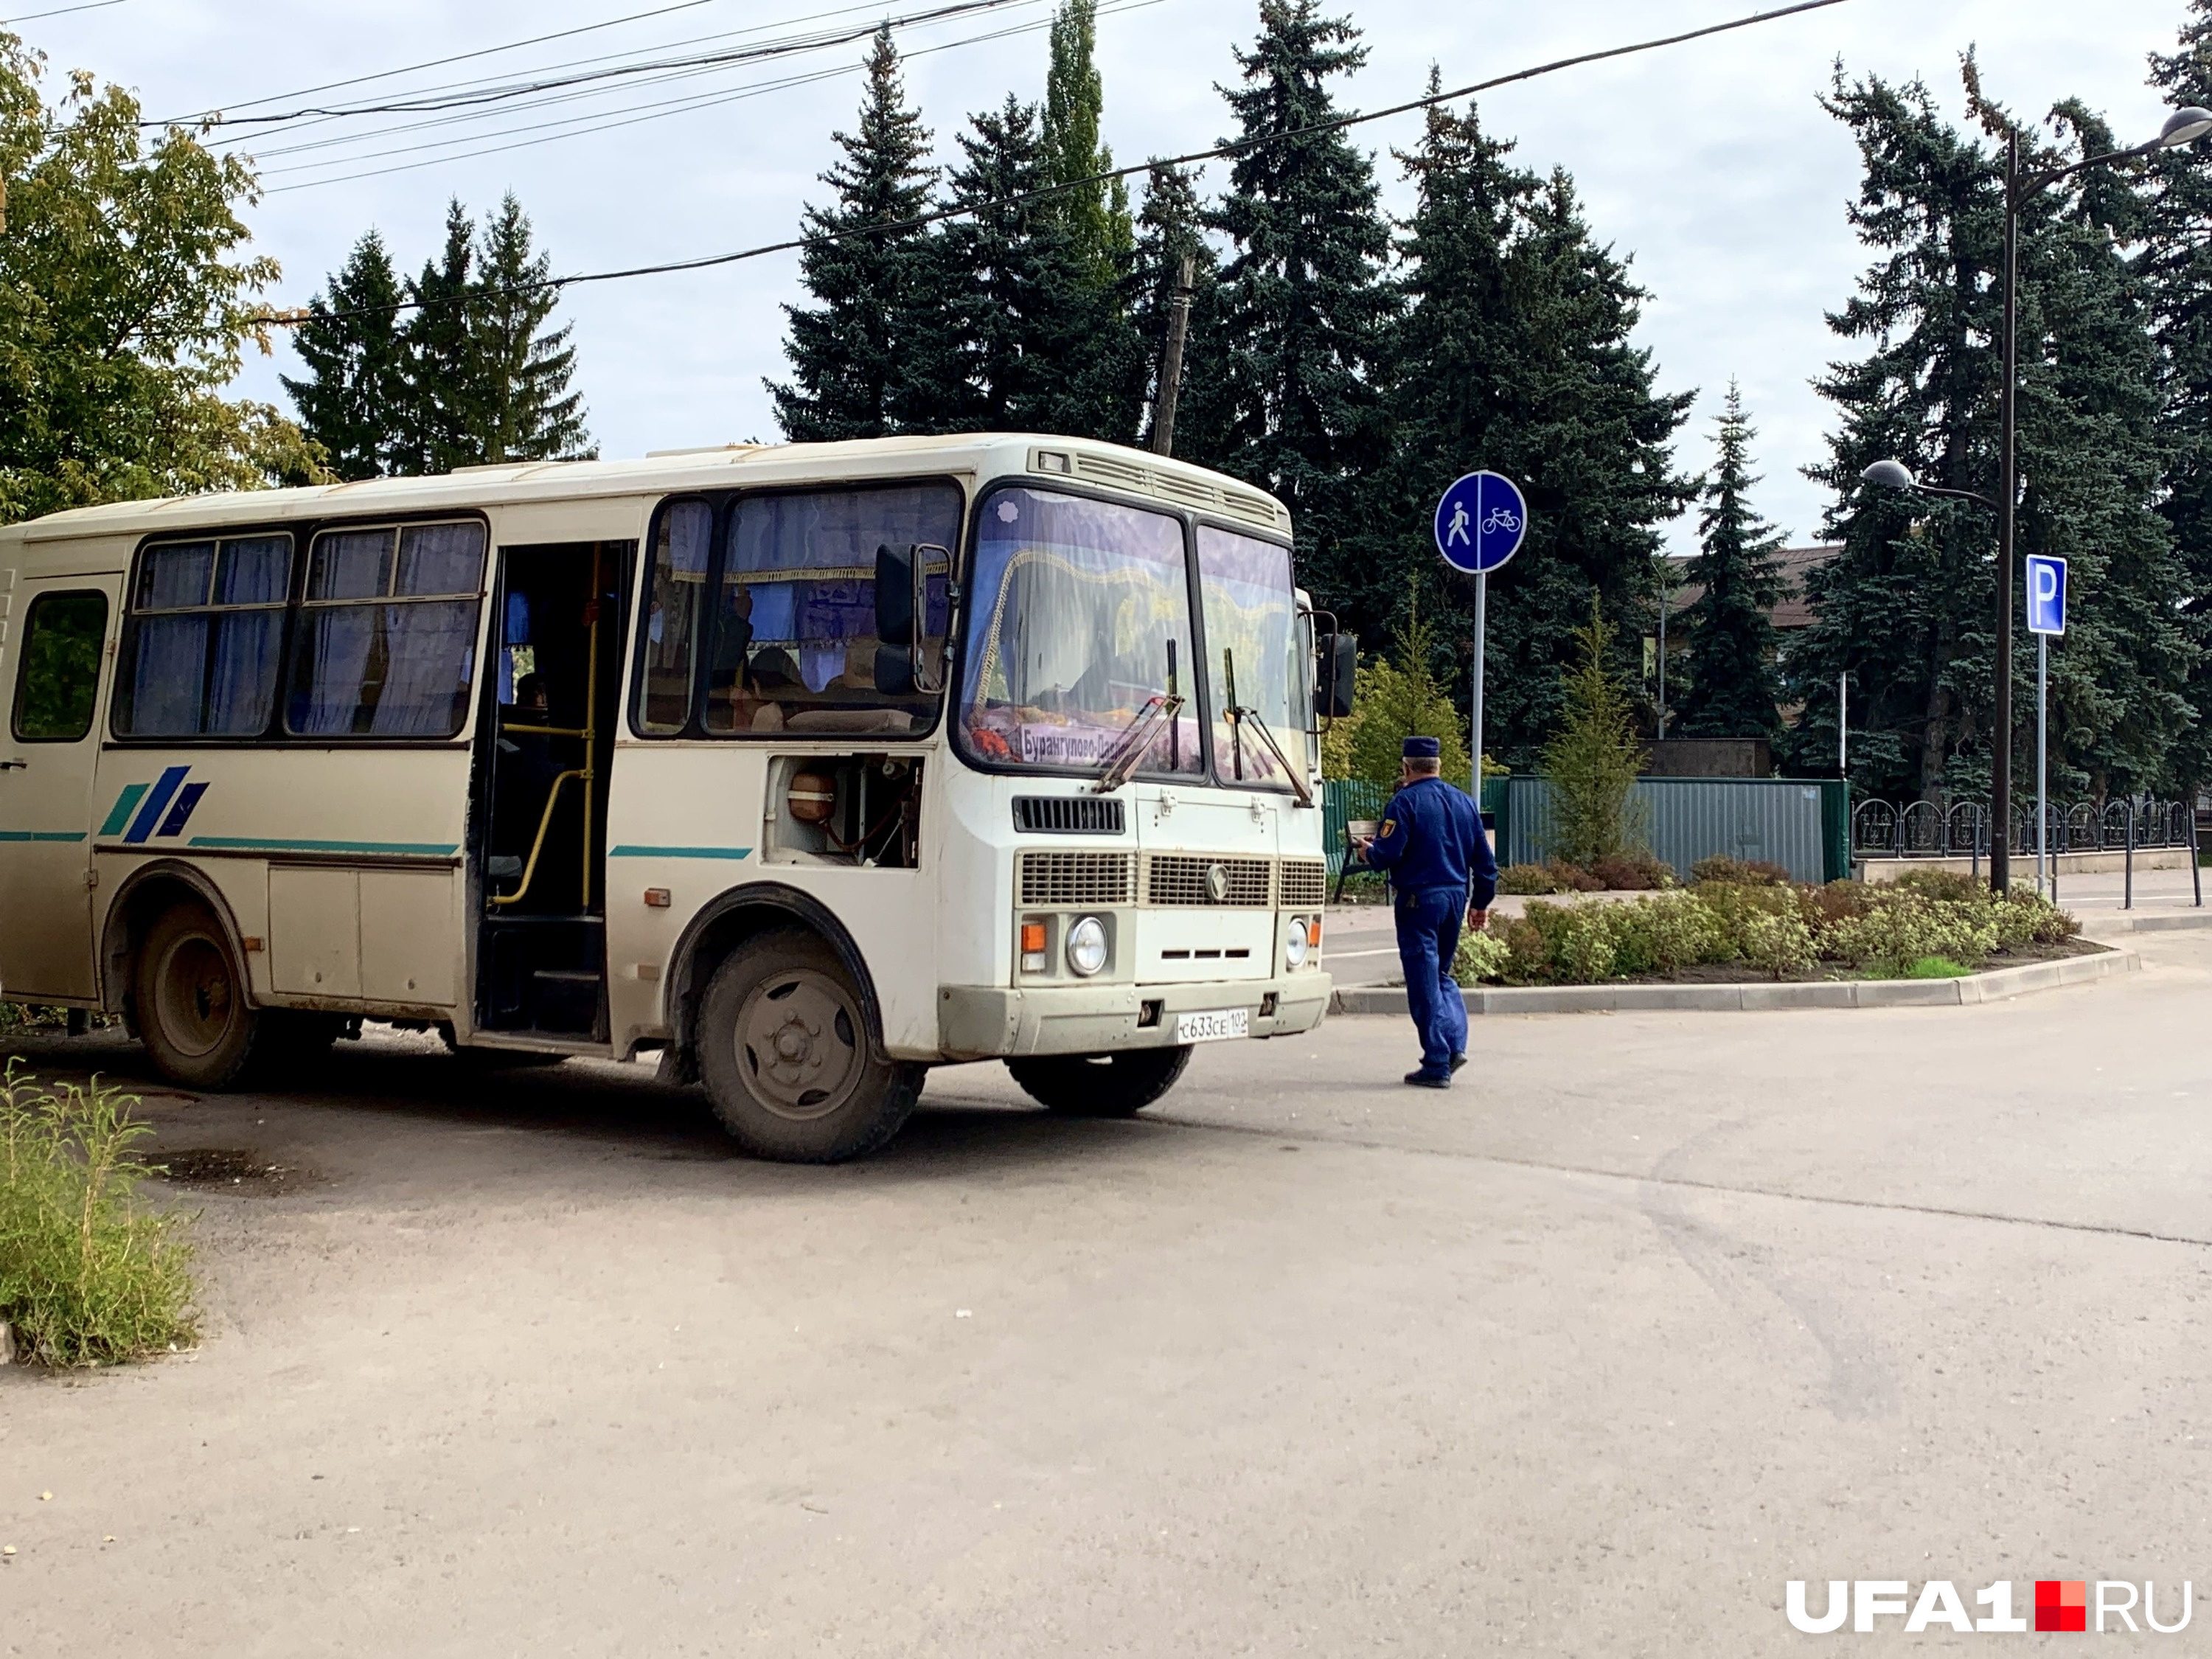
[
  {"xmin": 873, "ymin": 646, "xmax": 916, "ymax": 696},
  {"xmin": 1318, "ymin": 632, "xmax": 1356, "ymax": 718},
  {"xmin": 875, "ymin": 543, "xmax": 915, "ymax": 647}
]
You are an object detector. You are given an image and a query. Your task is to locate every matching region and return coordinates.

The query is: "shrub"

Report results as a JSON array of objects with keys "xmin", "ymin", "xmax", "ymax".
[
  {"xmin": 1690, "ymin": 855, "xmax": 1792, "ymax": 887},
  {"xmin": 1542, "ymin": 599, "xmax": 1649, "ymax": 866},
  {"xmin": 1797, "ymin": 879, "xmax": 1872, "ymax": 931},
  {"xmin": 1738, "ymin": 908, "xmax": 1817, "ymax": 978},
  {"xmin": 1498, "ymin": 862, "xmax": 1562, "ymax": 896},
  {"xmin": 0, "ymin": 1060, "xmax": 196, "ymax": 1367},
  {"xmin": 1608, "ymin": 891, "xmax": 1728, "ymax": 976},
  {"xmin": 1587, "ymin": 851, "xmax": 1676, "ymax": 891},
  {"xmin": 1453, "ymin": 928, "xmax": 1513, "ymax": 984},
  {"xmin": 1825, "ymin": 894, "xmax": 1998, "ymax": 978},
  {"xmin": 1508, "ymin": 900, "xmax": 1621, "ymax": 983},
  {"xmin": 1889, "ymin": 868, "xmax": 1990, "ymax": 905},
  {"xmin": 1991, "ymin": 888, "xmax": 2079, "ymax": 949}
]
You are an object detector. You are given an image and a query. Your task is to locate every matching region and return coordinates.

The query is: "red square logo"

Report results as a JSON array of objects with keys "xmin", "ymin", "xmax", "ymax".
[{"xmin": 2037, "ymin": 1580, "xmax": 2087, "ymax": 1632}]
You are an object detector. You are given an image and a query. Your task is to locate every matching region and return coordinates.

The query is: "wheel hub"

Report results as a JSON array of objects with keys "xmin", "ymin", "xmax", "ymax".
[{"xmin": 736, "ymin": 970, "xmax": 861, "ymax": 1121}]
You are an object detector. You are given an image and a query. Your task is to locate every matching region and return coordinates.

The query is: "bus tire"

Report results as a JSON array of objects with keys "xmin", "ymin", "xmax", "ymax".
[
  {"xmin": 697, "ymin": 928, "xmax": 921, "ymax": 1163},
  {"xmin": 1006, "ymin": 1046, "xmax": 1192, "ymax": 1117},
  {"xmin": 133, "ymin": 901, "xmax": 262, "ymax": 1090}
]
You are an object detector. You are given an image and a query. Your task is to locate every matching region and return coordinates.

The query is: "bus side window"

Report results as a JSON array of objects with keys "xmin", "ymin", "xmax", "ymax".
[
  {"xmin": 704, "ymin": 483, "xmax": 960, "ymax": 736},
  {"xmin": 113, "ymin": 535, "xmax": 291, "ymax": 737},
  {"xmin": 287, "ymin": 521, "xmax": 486, "ymax": 738},
  {"xmin": 636, "ymin": 500, "xmax": 712, "ymax": 734},
  {"xmin": 11, "ymin": 590, "xmax": 109, "ymax": 742}
]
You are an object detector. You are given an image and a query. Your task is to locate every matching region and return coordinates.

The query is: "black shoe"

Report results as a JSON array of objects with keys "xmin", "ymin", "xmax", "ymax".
[
  {"xmin": 1450, "ymin": 1052, "xmax": 1467, "ymax": 1073},
  {"xmin": 1404, "ymin": 1070, "xmax": 1452, "ymax": 1088}
]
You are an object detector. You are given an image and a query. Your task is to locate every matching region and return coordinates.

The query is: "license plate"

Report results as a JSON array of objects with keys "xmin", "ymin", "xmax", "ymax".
[{"xmin": 1175, "ymin": 1008, "xmax": 1249, "ymax": 1044}]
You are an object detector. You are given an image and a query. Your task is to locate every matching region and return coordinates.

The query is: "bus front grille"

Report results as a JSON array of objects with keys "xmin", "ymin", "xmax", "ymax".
[
  {"xmin": 1012, "ymin": 796, "xmax": 1127, "ymax": 835},
  {"xmin": 1018, "ymin": 850, "xmax": 1135, "ymax": 908},
  {"xmin": 1145, "ymin": 855, "xmax": 1272, "ymax": 908},
  {"xmin": 1278, "ymin": 858, "xmax": 1328, "ymax": 909}
]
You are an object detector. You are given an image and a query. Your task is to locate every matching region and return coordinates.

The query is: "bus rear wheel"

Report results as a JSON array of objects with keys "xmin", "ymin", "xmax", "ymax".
[
  {"xmin": 698, "ymin": 928, "xmax": 921, "ymax": 1163},
  {"xmin": 134, "ymin": 902, "xmax": 262, "ymax": 1089},
  {"xmin": 1006, "ymin": 1046, "xmax": 1192, "ymax": 1117}
]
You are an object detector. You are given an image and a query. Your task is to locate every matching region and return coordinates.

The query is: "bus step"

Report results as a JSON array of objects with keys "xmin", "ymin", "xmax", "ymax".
[{"xmin": 530, "ymin": 969, "xmax": 602, "ymax": 1034}]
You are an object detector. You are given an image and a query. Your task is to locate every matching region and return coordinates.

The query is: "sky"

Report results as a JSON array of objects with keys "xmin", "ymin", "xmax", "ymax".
[{"xmin": 14, "ymin": 0, "xmax": 2202, "ymax": 554}]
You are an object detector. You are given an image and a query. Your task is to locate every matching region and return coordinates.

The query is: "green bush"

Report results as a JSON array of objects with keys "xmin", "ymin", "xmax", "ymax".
[
  {"xmin": 1607, "ymin": 892, "xmax": 1727, "ymax": 976},
  {"xmin": 0, "ymin": 1060, "xmax": 196, "ymax": 1367},
  {"xmin": 1690, "ymin": 855, "xmax": 1792, "ymax": 886},
  {"xmin": 1825, "ymin": 894, "xmax": 1999, "ymax": 978},
  {"xmin": 1498, "ymin": 862, "xmax": 1567, "ymax": 896},
  {"xmin": 1453, "ymin": 929, "xmax": 1513, "ymax": 984},
  {"xmin": 1587, "ymin": 852, "xmax": 1676, "ymax": 891},
  {"xmin": 1542, "ymin": 599, "xmax": 1649, "ymax": 866},
  {"xmin": 1738, "ymin": 908, "xmax": 1817, "ymax": 978}
]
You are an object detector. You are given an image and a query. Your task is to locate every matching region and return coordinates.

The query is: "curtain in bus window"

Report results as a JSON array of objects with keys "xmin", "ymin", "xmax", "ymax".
[
  {"xmin": 639, "ymin": 501, "xmax": 711, "ymax": 733},
  {"xmin": 704, "ymin": 483, "xmax": 960, "ymax": 735},
  {"xmin": 116, "ymin": 535, "xmax": 293, "ymax": 737},
  {"xmin": 288, "ymin": 522, "xmax": 484, "ymax": 737}
]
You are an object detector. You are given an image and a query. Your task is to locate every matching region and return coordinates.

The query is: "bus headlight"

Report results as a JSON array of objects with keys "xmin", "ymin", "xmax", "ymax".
[
  {"xmin": 1284, "ymin": 917, "xmax": 1310, "ymax": 970},
  {"xmin": 1066, "ymin": 916, "xmax": 1109, "ymax": 978}
]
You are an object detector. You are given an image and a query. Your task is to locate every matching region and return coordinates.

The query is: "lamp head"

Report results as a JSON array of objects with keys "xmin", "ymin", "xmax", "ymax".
[
  {"xmin": 2159, "ymin": 105, "xmax": 2212, "ymax": 147},
  {"xmin": 1860, "ymin": 459, "xmax": 1918, "ymax": 492}
]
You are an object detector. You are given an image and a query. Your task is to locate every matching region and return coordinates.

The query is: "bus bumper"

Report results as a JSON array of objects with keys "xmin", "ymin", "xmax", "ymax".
[{"xmin": 933, "ymin": 974, "xmax": 1332, "ymax": 1061}]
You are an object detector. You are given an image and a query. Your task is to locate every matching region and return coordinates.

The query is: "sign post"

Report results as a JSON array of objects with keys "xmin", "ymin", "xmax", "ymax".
[
  {"xmin": 2025, "ymin": 554, "xmax": 2067, "ymax": 897},
  {"xmin": 1434, "ymin": 471, "xmax": 1529, "ymax": 804}
]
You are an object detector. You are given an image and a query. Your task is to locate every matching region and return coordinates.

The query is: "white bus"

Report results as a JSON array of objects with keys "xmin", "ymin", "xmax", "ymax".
[{"xmin": 0, "ymin": 434, "xmax": 1351, "ymax": 1161}]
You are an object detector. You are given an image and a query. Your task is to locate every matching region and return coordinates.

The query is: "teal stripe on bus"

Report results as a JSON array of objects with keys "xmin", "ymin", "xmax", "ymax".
[
  {"xmin": 607, "ymin": 845, "xmax": 753, "ymax": 860},
  {"xmin": 0, "ymin": 830, "xmax": 88, "ymax": 843},
  {"xmin": 188, "ymin": 836, "xmax": 459, "ymax": 856},
  {"xmin": 98, "ymin": 782, "xmax": 149, "ymax": 837}
]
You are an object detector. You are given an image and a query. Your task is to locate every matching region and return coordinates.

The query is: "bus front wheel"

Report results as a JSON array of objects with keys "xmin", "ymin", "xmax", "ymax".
[
  {"xmin": 698, "ymin": 928, "xmax": 922, "ymax": 1163},
  {"xmin": 133, "ymin": 901, "xmax": 262, "ymax": 1089},
  {"xmin": 1006, "ymin": 1046, "xmax": 1192, "ymax": 1117}
]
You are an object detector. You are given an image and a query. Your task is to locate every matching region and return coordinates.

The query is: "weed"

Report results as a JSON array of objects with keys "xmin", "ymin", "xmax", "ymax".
[{"xmin": 0, "ymin": 1059, "xmax": 196, "ymax": 1367}]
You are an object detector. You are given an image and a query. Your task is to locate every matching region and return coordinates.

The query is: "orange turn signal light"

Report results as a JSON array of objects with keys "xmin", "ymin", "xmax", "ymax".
[
  {"xmin": 1020, "ymin": 922, "xmax": 1048, "ymax": 953},
  {"xmin": 1307, "ymin": 919, "xmax": 1323, "ymax": 947}
]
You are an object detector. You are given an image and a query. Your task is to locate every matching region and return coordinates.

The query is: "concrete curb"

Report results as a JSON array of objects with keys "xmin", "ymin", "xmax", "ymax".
[
  {"xmin": 1329, "ymin": 946, "xmax": 2140, "ymax": 1018},
  {"xmin": 2080, "ymin": 910, "xmax": 2212, "ymax": 936}
]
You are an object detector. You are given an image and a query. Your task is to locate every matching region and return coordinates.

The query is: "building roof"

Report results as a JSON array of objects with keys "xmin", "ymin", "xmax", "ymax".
[{"xmin": 1660, "ymin": 544, "xmax": 1840, "ymax": 632}]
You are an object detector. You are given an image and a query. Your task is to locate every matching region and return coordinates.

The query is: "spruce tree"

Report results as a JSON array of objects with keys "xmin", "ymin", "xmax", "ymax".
[
  {"xmin": 1206, "ymin": 0, "xmax": 1393, "ymax": 605},
  {"xmin": 472, "ymin": 193, "xmax": 591, "ymax": 462},
  {"xmin": 1360, "ymin": 91, "xmax": 1691, "ymax": 767},
  {"xmin": 281, "ymin": 230, "xmax": 406, "ymax": 480},
  {"xmin": 1787, "ymin": 67, "xmax": 2194, "ymax": 801},
  {"xmin": 1675, "ymin": 382, "xmax": 1785, "ymax": 740},
  {"xmin": 769, "ymin": 27, "xmax": 937, "ymax": 441},
  {"xmin": 2140, "ymin": 6, "xmax": 2212, "ymax": 790},
  {"xmin": 394, "ymin": 199, "xmax": 481, "ymax": 476}
]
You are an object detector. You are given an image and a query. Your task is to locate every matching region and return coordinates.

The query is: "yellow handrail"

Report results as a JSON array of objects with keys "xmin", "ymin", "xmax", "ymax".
[
  {"xmin": 488, "ymin": 543, "xmax": 605, "ymax": 912},
  {"xmin": 489, "ymin": 768, "xmax": 583, "ymax": 908}
]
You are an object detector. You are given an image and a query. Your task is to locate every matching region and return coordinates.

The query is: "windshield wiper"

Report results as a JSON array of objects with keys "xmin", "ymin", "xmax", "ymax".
[
  {"xmin": 1222, "ymin": 647, "xmax": 1315, "ymax": 808},
  {"xmin": 1092, "ymin": 693, "xmax": 1183, "ymax": 793}
]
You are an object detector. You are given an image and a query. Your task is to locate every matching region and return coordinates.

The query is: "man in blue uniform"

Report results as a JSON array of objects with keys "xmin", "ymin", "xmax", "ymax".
[{"xmin": 1355, "ymin": 737, "xmax": 1499, "ymax": 1088}]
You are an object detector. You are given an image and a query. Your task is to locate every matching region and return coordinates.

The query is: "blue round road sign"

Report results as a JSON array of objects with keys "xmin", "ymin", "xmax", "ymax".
[{"xmin": 1434, "ymin": 471, "xmax": 1528, "ymax": 575}]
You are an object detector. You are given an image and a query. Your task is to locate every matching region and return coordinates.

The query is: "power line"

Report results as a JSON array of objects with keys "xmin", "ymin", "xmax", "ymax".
[
  {"xmin": 264, "ymin": 0, "xmax": 1855, "ymax": 327},
  {"xmin": 0, "ymin": 0, "xmax": 123, "ymax": 22},
  {"xmin": 257, "ymin": 0, "xmax": 1159, "ymax": 192},
  {"xmin": 167, "ymin": 0, "xmax": 1026, "ymax": 129}
]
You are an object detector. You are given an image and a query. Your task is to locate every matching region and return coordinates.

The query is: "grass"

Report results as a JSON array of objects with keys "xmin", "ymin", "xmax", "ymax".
[
  {"xmin": 0, "ymin": 1057, "xmax": 197, "ymax": 1367},
  {"xmin": 1894, "ymin": 956, "xmax": 1975, "ymax": 980}
]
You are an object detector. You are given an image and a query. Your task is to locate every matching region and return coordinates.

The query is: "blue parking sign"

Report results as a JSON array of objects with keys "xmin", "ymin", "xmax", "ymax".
[{"xmin": 2025, "ymin": 554, "xmax": 2067, "ymax": 636}]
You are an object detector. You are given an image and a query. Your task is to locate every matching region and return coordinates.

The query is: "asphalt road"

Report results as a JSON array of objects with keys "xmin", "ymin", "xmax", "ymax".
[{"xmin": 5, "ymin": 935, "xmax": 2211, "ymax": 1655}]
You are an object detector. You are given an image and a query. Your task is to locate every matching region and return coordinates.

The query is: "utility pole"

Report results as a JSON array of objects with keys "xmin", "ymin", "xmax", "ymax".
[{"xmin": 1149, "ymin": 254, "xmax": 1195, "ymax": 458}]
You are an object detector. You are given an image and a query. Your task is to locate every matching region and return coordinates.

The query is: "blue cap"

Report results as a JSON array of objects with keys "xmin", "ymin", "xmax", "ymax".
[{"xmin": 1402, "ymin": 736, "xmax": 1441, "ymax": 759}]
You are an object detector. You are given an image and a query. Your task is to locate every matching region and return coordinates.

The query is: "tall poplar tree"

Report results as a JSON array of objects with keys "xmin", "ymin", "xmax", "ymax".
[
  {"xmin": 1359, "ymin": 90, "xmax": 1691, "ymax": 765},
  {"xmin": 1205, "ymin": 0, "xmax": 1393, "ymax": 603},
  {"xmin": 768, "ymin": 27, "xmax": 936, "ymax": 441},
  {"xmin": 281, "ymin": 230, "xmax": 406, "ymax": 481},
  {"xmin": 1041, "ymin": 0, "xmax": 1133, "ymax": 286},
  {"xmin": 1675, "ymin": 383, "xmax": 1785, "ymax": 740}
]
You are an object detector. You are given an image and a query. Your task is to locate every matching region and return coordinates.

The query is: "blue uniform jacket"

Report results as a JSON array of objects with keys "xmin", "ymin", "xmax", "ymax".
[{"xmin": 1365, "ymin": 776, "xmax": 1499, "ymax": 908}]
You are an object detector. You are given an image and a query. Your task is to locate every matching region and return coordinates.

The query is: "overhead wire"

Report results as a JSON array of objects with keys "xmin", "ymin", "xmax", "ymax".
[
  {"xmin": 262, "ymin": 0, "xmax": 1856, "ymax": 325},
  {"xmin": 0, "ymin": 0, "xmax": 123, "ymax": 22},
  {"xmin": 258, "ymin": 0, "xmax": 1161, "ymax": 191}
]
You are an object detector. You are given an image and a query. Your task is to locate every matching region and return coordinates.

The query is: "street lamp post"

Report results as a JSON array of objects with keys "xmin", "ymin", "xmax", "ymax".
[{"xmin": 1862, "ymin": 102, "xmax": 2212, "ymax": 892}]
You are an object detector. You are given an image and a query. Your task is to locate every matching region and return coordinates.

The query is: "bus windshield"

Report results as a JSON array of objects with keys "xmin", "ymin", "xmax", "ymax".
[
  {"xmin": 959, "ymin": 486, "xmax": 1203, "ymax": 776},
  {"xmin": 1197, "ymin": 526, "xmax": 1308, "ymax": 789}
]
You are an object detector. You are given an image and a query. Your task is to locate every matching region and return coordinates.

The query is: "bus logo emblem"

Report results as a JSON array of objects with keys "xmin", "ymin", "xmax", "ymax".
[{"xmin": 1205, "ymin": 863, "xmax": 1229, "ymax": 902}]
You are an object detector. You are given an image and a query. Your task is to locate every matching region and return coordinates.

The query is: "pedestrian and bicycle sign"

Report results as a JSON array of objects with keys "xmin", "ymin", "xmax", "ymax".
[
  {"xmin": 1434, "ymin": 470, "xmax": 1528, "ymax": 575},
  {"xmin": 2025, "ymin": 554, "xmax": 2067, "ymax": 636}
]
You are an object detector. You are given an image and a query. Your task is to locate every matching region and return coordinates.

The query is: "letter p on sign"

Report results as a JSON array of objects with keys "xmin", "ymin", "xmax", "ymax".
[{"xmin": 2026, "ymin": 554, "xmax": 2067, "ymax": 637}]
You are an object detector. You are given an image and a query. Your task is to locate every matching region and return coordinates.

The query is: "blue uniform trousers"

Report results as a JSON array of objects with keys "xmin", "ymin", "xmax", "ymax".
[{"xmin": 1394, "ymin": 885, "xmax": 1469, "ymax": 1080}]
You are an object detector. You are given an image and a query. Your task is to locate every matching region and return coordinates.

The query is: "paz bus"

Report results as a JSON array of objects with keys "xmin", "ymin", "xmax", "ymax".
[{"xmin": 0, "ymin": 434, "xmax": 1351, "ymax": 1161}]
